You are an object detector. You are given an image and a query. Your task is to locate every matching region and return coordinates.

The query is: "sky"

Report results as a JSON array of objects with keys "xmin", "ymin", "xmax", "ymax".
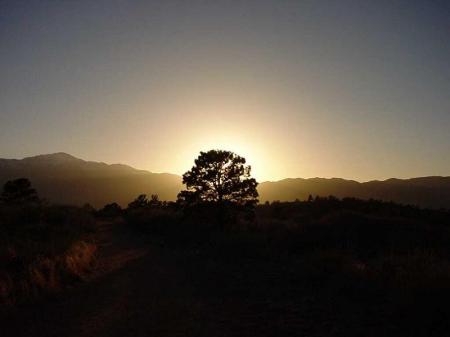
[{"xmin": 1, "ymin": 0, "xmax": 449, "ymax": 182}]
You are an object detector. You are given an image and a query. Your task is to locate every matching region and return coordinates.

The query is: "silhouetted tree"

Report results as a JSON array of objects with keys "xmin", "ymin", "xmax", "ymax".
[
  {"xmin": 127, "ymin": 194, "xmax": 162, "ymax": 210},
  {"xmin": 178, "ymin": 150, "xmax": 258, "ymax": 206},
  {"xmin": 148, "ymin": 194, "xmax": 162, "ymax": 207},
  {"xmin": 99, "ymin": 202, "xmax": 122, "ymax": 217},
  {"xmin": 177, "ymin": 150, "xmax": 258, "ymax": 229},
  {"xmin": 82, "ymin": 203, "xmax": 96, "ymax": 214},
  {"xmin": 1, "ymin": 178, "xmax": 39, "ymax": 205},
  {"xmin": 128, "ymin": 194, "xmax": 150, "ymax": 209}
]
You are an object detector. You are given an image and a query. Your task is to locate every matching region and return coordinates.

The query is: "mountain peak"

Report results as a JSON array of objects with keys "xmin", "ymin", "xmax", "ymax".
[{"xmin": 22, "ymin": 152, "xmax": 83, "ymax": 163}]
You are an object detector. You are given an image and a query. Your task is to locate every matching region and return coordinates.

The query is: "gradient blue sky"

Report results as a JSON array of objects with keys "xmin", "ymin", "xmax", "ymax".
[{"xmin": 1, "ymin": 0, "xmax": 449, "ymax": 181}]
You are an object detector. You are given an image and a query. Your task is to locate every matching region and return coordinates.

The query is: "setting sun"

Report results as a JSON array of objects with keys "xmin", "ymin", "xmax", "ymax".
[{"xmin": 179, "ymin": 136, "xmax": 267, "ymax": 182}]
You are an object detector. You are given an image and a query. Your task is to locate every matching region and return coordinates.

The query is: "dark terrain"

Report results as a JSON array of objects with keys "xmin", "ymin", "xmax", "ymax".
[
  {"xmin": 3, "ymin": 197, "xmax": 450, "ymax": 337},
  {"xmin": 3, "ymin": 219, "xmax": 326, "ymax": 337},
  {"xmin": 1, "ymin": 219, "xmax": 382, "ymax": 337}
]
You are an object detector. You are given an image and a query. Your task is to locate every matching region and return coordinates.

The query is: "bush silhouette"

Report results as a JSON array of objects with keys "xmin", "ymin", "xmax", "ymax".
[
  {"xmin": 128, "ymin": 194, "xmax": 151, "ymax": 209},
  {"xmin": 1, "ymin": 178, "xmax": 40, "ymax": 205},
  {"xmin": 98, "ymin": 202, "xmax": 122, "ymax": 218},
  {"xmin": 127, "ymin": 194, "xmax": 162, "ymax": 210}
]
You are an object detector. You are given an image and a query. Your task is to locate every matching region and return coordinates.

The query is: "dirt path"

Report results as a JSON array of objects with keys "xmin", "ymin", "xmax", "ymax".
[{"xmin": 1, "ymin": 221, "xmax": 211, "ymax": 337}]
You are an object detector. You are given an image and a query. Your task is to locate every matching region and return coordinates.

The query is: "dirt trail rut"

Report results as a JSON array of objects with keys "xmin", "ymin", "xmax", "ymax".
[{"xmin": 1, "ymin": 221, "xmax": 208, "ymax": 337}]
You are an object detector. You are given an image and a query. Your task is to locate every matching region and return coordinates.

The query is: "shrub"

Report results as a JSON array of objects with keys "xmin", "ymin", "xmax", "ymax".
[{"xmin": 125, "ymin": 207, "xmax": 181, "ymax": 235}]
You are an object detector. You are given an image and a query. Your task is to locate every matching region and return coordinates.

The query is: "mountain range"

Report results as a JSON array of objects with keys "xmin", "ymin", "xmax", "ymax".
[
  {"xmin": 0, "ymin": 153, "xmax": 449, "ymax": 209},
  {"xmin": 0, "ymin": 153, "xmax": 181, "ymax": 207}
]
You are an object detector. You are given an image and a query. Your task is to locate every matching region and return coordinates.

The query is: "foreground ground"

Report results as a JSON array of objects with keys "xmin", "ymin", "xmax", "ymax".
[
  {"xmin": 0, "ymin": 220, "xmax": 336, "ymax": 337},
  {"xmin": 0, "ymin": 216, "xmax": 446, "ymax": 337}
]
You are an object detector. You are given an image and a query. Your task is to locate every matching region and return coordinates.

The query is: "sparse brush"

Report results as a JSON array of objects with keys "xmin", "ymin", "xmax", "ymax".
[{"xmin": 0, "ymin": 203, "xmax": 97, "ymax": 306}]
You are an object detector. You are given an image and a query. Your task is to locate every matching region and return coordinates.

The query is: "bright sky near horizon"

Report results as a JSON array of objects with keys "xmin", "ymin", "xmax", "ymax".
[{"xmin": 1, "ymin": 1, "xmax": 450, "ymax": 182}]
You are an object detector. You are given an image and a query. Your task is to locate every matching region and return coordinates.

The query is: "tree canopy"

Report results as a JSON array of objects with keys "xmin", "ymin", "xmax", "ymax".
[
  {"xmin": 178, "ymin": 150, "xmax": 258, "ymax": 206},
  {"xmin": 1, "ymin": 178, "xmax": 40, "ymax": 205},
  {"xmin": 128, "ymin": 194, "xmax": 162, "ymax": 209}
]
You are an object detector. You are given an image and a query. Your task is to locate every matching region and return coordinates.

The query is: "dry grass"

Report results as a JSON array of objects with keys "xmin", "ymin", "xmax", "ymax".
[
  {"xmin": 0, "ymin": 205, "xmax": 98, "ymax": 305},
  {"xmin": 0, "ymin": 241, "xmax": 96, "ymax": 305}
]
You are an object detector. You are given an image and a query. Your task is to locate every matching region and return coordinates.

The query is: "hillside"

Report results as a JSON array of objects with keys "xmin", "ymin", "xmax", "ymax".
[
  {"xmin": 0, "ymin": 153, "xmax": 449, "ymax": 209},
  {"xmin": 258, "ymin": 177, "xmax": 450, "ymax": 209},
  {"xmin": 0, "ymin": 153, "xmax": 182, "ymax": 207}
]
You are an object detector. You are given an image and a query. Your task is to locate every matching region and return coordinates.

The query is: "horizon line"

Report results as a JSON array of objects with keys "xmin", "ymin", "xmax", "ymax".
[{"xmin": 1, "ymin": 151, "xmax": 449, "ymax": 184}]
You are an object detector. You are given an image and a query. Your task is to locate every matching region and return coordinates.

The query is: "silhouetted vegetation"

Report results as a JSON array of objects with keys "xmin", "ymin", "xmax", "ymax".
[
  {"xmin": 0, "ymin": 179, "xmax": 96, "ymax": 305},
  {"xmin": 124, "ymin": 194, "xmax": 179, "ymax": 235},
  {"xmin": 176, "ymin": 150, "xmax": 258, "ymax": 229},
  {"xmin": 1, "ymin": 178, "xmax": 40, "ymax": 205},
  {"xmin": 178, "ymin": 150, "xmax": 258, "ymax": 205},
  {"xmin": 124, "ymin": 192, "xmax": 450, "ymax": 336},
  {"xmin": 97, "ymin": 202, "xmax": 122, "ymax": 218}
]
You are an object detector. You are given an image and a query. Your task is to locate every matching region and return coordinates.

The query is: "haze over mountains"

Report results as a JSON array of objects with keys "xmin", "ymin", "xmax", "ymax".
[
  {"xmin": 0, "ymin": 153, "xmax": 449, "ymax": 209},
  {"xmin": 259, "ymin": 177, "xmax": 450, "ymax": 210},
  {"xmin": 0, "ymin": 153, "xmax": 182, "ymax": 207}
]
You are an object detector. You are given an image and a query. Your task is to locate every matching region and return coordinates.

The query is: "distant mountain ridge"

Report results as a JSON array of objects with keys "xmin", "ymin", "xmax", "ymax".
[
  {"xmin": 0, "ymin": 153, "xmax": 449, "ymax": 209},
  {"xmin": 258, "ymin": 176, "xmax": 450, "ymax": 209},
  {"xmin": 0, "ymin": 153, "xmax": 182, "ymax": 207}
]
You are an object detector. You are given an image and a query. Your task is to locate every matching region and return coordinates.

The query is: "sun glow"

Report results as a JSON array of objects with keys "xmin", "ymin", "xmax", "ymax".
[{"xmin": 176, "ymin": 135, "xmax": 269, "ymax": 183}]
